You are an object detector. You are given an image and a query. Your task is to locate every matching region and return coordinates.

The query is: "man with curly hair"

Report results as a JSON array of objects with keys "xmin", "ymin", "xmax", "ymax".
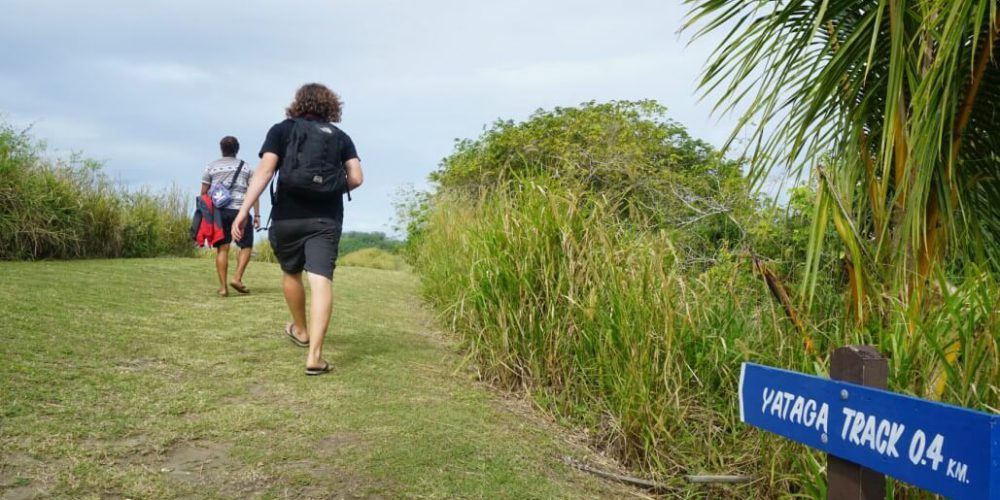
[{"xmin": 233, "ymin": 83, "xmax": 364, "ymax": 376}]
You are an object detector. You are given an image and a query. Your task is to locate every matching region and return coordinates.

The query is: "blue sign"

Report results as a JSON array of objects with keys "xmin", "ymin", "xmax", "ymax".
[{"xmin": 739, "ymin": 363, "xmax": 1000, "ymax": 500}]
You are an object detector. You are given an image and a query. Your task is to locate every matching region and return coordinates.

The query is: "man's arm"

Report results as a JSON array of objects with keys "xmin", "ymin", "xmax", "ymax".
[
  {"xmin": 346, "ymin": 158, "xmax": 363, "ymax": 190},
  {"xmin": 232, "ymin": 154, "xmax": 278, "ymax": 241},
  {"xmin": 200, "ymin": 165, "xmax": 211, "ymax": 195}
]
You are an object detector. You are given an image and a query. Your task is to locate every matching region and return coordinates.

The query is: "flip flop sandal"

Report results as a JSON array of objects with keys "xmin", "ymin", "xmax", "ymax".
[
  {"xmin": 230, "ymin": 282, "xmax": 250, "ymax": 294},
  {"xmin": 305, "ymin": 361, "xmax": 331, "ymax": 376},
  {"xmin": 284, "ymin": 322, "xmax": 309, "ymax": 348}
]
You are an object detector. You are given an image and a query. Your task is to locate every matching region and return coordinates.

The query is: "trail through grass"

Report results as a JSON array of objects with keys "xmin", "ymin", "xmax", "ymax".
[{"xmin": 0, "ymin": 258, "xmax": 638, "ymax": 499}]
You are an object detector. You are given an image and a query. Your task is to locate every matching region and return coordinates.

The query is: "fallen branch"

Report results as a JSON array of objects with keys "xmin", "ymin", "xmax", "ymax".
[
  {"xmin": 561, "ymin": 456, "xmax": 754, "ymax": 492},
  {"xmin": 562, "ymin": 456, "xmax": 669, "ymax": 491},
  {"xmin": 685, "ymin": 474, "xmax": 754, "ymax": 484}
]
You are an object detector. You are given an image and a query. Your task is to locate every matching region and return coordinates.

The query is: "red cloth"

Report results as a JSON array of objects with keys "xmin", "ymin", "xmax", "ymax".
[{"xmin": 193, "ymin": 194, "xmax": 225, "ymax": 247}]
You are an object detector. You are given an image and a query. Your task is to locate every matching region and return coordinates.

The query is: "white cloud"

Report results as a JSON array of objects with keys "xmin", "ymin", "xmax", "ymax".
[
  {"xmin": 98, "ymin": 59, "xmax": 215, "ymax": 86},
  {"xmin": 0, "ymin": 1, "xmax": 739, "ymax": 234},
  {"xmin": 5, "ymin": 111, "xmax": 109, "ymax": 147}
]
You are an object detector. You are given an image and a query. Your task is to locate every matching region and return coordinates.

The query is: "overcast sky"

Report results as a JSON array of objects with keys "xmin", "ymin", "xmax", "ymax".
[{"xmin": 1, "ymin": 0, "xmax": 737, "ymax": 235}]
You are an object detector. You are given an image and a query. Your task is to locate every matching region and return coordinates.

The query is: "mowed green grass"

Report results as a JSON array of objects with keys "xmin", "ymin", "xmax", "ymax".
[{"xmin": 0, "ymin": 258, "xmax": 636, "ymax": 499}]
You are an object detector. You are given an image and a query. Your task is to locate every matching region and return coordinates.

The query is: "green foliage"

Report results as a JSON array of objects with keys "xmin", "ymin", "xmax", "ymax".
[
  {"xmin": 434, "ymin": 100, "xmax": 734, "ymax": 190},
  {"xmin": 251, "ymin": 234, "xmax": 405, "ymax": 269},
  {"xmin": 249, "ymin": 232, "xmax": 403, "ymax": 267},
  {"xmin": 411, "ymin": 101, "xmax": 829, "ymax": 494},
  {"xmin": 416, "ymin": 181, "xmax": 1000, "ymax": 497},
  {"xmin": 0, "ymin": 122, "xmax": 192, "ymax": 260},
  {"xmin": 391, "ymin": 184, "xmax": 432, "ymax": 263},
  {"xmin": 686, "ymin": 0, "xmax": 1000, "ymax": 307},
  {"xmin": 747, "ymin": 184, "xmax": 846, "ymax": 305},
  {"xmin": 338, "ymin": 231, "xmax": 402, "ymax": 256},
  {"xmin": 416, "ymin": 185, "xmax": 816, "ymax": 495},
  {"xmin": 410, "ymin": 100, "xmax": 999, "ymax": 497},
  {"xmin": 252, "ymin": 239, "xmax": 278, "ymax": 264},
  {"xmin": 683, "ymin": 9, "xmax": 1000, "ymax": 497},
  {"xmin": 339, "ymin": 248, "xmax": 407, "ymax": 271},
  {"xmin": 428, "ymin": 100, "xmax": 753, "ymax": 261}
]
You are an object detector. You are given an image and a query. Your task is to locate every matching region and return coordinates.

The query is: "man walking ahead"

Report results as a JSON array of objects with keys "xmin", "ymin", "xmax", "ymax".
[
  {"xmin": 201, "ymin": 136, "xmax": 260, "ymax": 296},
  {"xmin": 233, "ymin": 83, "xmax": 363, "ymax": 376}
]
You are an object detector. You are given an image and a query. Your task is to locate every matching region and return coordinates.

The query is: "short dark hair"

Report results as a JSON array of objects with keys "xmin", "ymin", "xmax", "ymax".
[
  {"xmin": 286, "ymin": 83, "xmax": 343, "ymax": 122},
  {"xmin": 220, "ymin": 136, "xmax": 239, "ymax": 157}
]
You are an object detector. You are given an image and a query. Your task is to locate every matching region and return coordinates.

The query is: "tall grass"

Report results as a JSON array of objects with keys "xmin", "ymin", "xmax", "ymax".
[
  {"xmin": 414, "ymin": 181, "xmax": 999, "ymax": 496},
  {"xmin": 0, "ymin": 123, "xmax": 192, "ymax": 260},
  {"xmin": 339, "ymin": 248, "xmax": 407, "ymax": 271},
  {"xmin": 252, "ymin": 239, "xmax": 278, "ymax": 264},
  {"xmin": 418, "ymin": 184, "xmax": 798, "ymax": 491}
]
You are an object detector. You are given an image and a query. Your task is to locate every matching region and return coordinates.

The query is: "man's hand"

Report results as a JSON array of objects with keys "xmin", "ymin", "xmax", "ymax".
[
  {"xmin": 253, "ymin": 214, "xmax": 261, "ymax": 229},
  {"xmin": 232, "ymin": 212, "xmax": 247, "ymax": 241}
]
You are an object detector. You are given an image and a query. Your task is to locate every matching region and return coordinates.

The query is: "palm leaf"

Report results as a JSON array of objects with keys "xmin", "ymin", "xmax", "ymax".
[{"xmin": 686, "ymin": 0, "xmax": 1000, "ymax": 301}]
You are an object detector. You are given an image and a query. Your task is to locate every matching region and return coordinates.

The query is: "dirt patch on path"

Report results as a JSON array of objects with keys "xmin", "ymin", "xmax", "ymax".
[
  {"xmin": 0, "ymin": 452, "xmax": 64, "ymax": 500},
  {"xmin": 160, "ymin": 440, "xmax": 232, "ymax": 484},
  {"xmin": 316, "ymin": 432, "xmax": 364, "ymax": 458},
  {"xmin": 153, "ymin": 436, "xmax": 377, "ymax": 498}
]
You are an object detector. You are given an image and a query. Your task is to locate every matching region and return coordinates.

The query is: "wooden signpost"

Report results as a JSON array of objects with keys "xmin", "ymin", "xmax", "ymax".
[
  {"xmin": 828, "ymin": 346, "xmax": 887, "ymax": 499},
  {"xmin": 738, "ymin": 346, "xmax": 1000, "ymax": 500}
]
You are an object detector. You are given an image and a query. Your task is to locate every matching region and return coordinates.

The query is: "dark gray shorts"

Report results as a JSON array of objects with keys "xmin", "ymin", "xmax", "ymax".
[
  {"xmin": 268, "ymin": 218, "xmax": 342, "ymax": 279},
  {"xmin": 216, "ymin": 208, "xmax": 254, "ymax": 249}
]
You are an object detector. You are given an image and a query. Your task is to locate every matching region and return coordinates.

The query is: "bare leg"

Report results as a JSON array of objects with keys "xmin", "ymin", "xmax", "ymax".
[
  {"xmin": 305, "ymin": 271, "xmax": 333, "ymax": 369},
  {"xmin": 282, "ymin": 272, "xmax": 309, "ymax": 344},
  {"xmin": 233, "ymin": 247, "xmax": 252, "ymax": 286},
  {"xmin": 215, "ymin": 244, "xmax": 230, "ymax": 295}
]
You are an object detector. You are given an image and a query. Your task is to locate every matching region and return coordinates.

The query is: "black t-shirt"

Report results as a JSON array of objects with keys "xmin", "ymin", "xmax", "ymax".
[{"xmin": 259, "ymin": 118, "xmax": 359, "ymax": 222}]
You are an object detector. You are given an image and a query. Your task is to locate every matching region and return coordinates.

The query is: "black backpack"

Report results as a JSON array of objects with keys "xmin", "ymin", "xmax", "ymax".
[{"xmin": 277, "ymin": 118, "xmax": 352, "ymax": 201}]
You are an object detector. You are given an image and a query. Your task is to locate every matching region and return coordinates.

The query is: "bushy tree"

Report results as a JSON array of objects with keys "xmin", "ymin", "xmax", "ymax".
[{"xmin": 430, "ymin": 100, "xmax": 752, "ymax": 260}]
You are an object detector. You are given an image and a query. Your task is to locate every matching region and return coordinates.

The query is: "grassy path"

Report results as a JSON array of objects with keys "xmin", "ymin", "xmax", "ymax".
[{"xmin": 0, "ymin": 258, "xmax": 636, "ymax": 499}]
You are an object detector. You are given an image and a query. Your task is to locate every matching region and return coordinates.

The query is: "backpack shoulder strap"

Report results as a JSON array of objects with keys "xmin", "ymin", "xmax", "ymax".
[
  {"xmin": 283, "ymin": 120, "xmax": 311, "ymax": 167},
  {"xmin": 227, "ymin": 160, "xmax": 245, "ymax": 190}
]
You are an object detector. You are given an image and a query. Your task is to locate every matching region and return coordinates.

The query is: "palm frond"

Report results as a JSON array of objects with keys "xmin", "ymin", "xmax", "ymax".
[{"xmin": 686, "ymin": 0, "xmax": 1000, "ymax": 302}]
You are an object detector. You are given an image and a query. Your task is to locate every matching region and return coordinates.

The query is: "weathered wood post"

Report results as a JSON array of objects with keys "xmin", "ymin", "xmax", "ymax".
[{"xmin": 828, "ymin": 345, "xmax": 887, "ymax": 499}]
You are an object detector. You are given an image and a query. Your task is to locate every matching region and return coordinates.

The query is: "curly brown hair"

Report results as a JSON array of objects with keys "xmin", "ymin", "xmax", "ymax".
[{"xmin": 285, "ymin": 83, "xmax": 343, "ymax": 122}]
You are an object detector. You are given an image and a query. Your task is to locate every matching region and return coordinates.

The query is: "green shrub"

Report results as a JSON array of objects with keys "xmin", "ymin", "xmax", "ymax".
[
  {"xmin": 415, "ymin": 182, "xmax": 1000, "ymax": 496},
  {"xmin": 429, "ymin": 101, "xmax": 751, "ymax": 258},
  {"xmin": 415, "ymin": 184, "xmax": 808, "ymax": 491},
  {"xmin": 0, "ymin": 122, "xmax": 192, "ymax": 260},
  {"xmin": 409, "ymin": 102, "xmax": 1000, "ymax": 497}
]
